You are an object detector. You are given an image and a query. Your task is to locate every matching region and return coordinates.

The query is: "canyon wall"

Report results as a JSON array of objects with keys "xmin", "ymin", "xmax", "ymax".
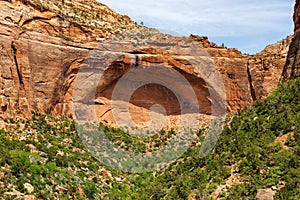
[
  {"xmin": 0, "ymin": 0, "xmax": 293, "ymax": 128},
  {"xmin": 282, "ymin": 0, "xmax": 300, "ymax": 81}
]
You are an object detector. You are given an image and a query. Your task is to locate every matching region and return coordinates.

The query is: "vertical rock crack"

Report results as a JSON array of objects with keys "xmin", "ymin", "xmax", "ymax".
[
  {"xmin": 11, "ymin": 41, "xmax": 24, "ymax": 89},
  {"xmin": 247, "ymin": 62, "xmax": 257, "ymax": 101}
]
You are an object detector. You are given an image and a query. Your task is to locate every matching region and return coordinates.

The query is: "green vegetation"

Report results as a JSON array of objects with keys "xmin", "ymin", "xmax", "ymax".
[
  {"xmin": 0, "ymin": 113, "xmax": 118, "ymax": 199},
  {"xmin": 102, "ymin": 125, "xmax": 178, "ymax": 153},
  {"xmin": 0, "ymin": 78, "xmax": 300, "ymax": 199},
  {"xmin": 122, "ymin": 77, "xmax": 300, "ymax": 199},
  {"xmin": 55, "ymin": 34, "xmax": 74, "ymax": 42}
]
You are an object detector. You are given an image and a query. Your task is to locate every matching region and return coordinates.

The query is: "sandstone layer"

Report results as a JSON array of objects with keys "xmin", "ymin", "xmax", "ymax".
[
  {"xmin": 0, "ymin": 0, "xmax": 138, "ymax": 119},
  {"xmin": 0, "ymin": 0, "xmax": 293, "ymax": 129}
]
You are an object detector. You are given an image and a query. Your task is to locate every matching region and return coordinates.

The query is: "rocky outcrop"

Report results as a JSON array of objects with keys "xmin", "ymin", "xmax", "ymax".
[
  {"xmin": 255, "ymin": 189, "xmax": 275, "ymax": 200},
  {"xmin": 1, "ymin": 0, "xmax": 136, "ymax": 41},
  {"xmin": 281, "ymin": 0, "xmax": 300, "ymax": 81},
  {"xmin": 247, "ymin": 36, "xmax": 292, "ymax": 99},
  {"xmin": 0, "ymin": 0, "xmax": 292, "ymax": 129},
  {"xmin": 192, "ymin": 35, "xmax": 291, "ymax": 111},
  {"xmin": 0, "ymin": 0, "xmax": 138, "ymax": 120}
]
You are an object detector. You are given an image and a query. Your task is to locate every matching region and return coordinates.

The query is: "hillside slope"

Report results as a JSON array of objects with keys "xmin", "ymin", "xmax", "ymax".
[
  {"xmin": 122, "ymin": 78, "xmax": 300, "ymax": 199},
  {"xmin": 99, "ymin": 77, "xmax": 300, "ymax": 199},
  {"xmin": 0, "ymin": 79, "xmax": 299, "ymax": 199}
]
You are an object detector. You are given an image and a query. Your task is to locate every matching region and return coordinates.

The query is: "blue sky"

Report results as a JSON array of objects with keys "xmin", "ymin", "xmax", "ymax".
[{"xmin": 99, "ymin": 0, "xmax": 295, "ymax": 54}]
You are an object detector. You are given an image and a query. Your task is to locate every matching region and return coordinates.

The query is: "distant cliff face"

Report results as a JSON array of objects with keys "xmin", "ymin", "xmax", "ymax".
[
  {"xmin": 282, "ymin": 0, "xmax": 300, "ymax": 81},
  {"xmin": 0, "ymin": 0, "xmax": 292, "ymax": 128},
  {"xmin": 191, "ymin": 35, "xmax": 291, "ymax": 113}
]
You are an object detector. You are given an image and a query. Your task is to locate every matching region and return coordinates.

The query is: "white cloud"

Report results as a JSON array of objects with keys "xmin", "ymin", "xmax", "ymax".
[{"xmin": 99, "ymin": 0, "xmax": 294, "ymax": 53}]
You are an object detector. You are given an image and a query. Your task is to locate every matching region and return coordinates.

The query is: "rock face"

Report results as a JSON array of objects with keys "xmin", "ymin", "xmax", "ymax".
[
  {"xmin": 255, "ymin": 189, "xmax": 275, "ymax": 200},
  {"xmin": 282, "ymin": 0, "xmax": 300, "ymax": 81},
  {"xmin": 247, "ymin": 36, "xmax": 292, "ymax": 99},
  {"xmin": 0, "ymin": 0, "xmax": 292, "ymax": 128},
  {"xmin": 0, "ymin": 0, "xmax": 138, "ymax": 119},
  {"xmin": 192, "ymin": 35, "xmax": 291, "ymax": 112}
]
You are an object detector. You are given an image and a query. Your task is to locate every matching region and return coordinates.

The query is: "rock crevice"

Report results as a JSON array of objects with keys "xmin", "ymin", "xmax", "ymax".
[
  {"xmin": 11, "ymin": 41, "xmax": 24, "ymax": 89},
  {"xmin": 246, "ymin": 63, "xmax": 257, "ymax": 101}
]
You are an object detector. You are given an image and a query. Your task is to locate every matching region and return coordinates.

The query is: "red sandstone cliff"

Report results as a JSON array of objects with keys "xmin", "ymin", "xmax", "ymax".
[{"xmin": 0, "ymin": 0, "xmax": 293, "ymax": 128}]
